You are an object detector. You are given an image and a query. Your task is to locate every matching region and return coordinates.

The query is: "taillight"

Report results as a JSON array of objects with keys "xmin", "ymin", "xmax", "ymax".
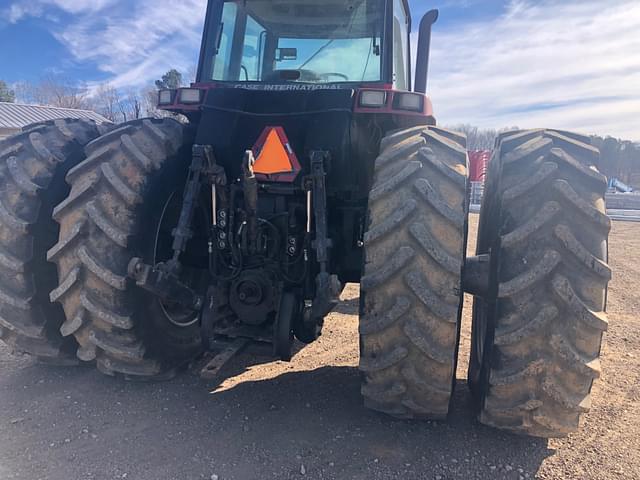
[
  {"xmin": 158, "ymin": 89, "xmax": 175, "ymax": 106},
  {"xmin": 359, "ymin": 90, "xmax": 388, "ymax": 108},
  {"xmin": 394, "ymin": 92, "xmax": 425, "ymax": 112},
  {"xmin": 178, "ymin": 88, "xmax": 204, "ymax": 104},
  {"xmin": 356, "ymin": 89, "xmax": 428, "ymax": 115}
]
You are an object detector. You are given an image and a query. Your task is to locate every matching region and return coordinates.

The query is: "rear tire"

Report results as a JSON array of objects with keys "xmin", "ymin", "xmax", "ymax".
[
  {"xmin": 469, "ymin": 129, "xmax": 610, "ymax": 437},
  {"xmin": 0, "ymin": 119, "xmax": 102, "ymax": 362},
  {"xmin": 49, "ymin": 119, "xmax": 202, "ymax": 378},
  {"xmin": 359, "ymin": 126, "xmax": 469, "ymax": 419}
]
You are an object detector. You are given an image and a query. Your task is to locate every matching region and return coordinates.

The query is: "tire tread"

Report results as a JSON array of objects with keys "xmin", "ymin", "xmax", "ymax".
[
  {"xmin": 0, "ymin": 119, "xmax": 101, "ymax": 361},
  {"xmin": 360, "ymin": 126, "xmax": 468, "ymax": 419}
]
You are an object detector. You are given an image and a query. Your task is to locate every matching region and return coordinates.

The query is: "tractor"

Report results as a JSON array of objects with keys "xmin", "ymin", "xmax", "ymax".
[{"xmin": 0, "ymin": 0, "xmax": 610, "ymax": 438}]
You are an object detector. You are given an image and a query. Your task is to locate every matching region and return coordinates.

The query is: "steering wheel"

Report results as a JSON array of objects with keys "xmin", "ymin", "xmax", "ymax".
[
  {"xmin": 264, "ymin": 69, "xmax": 322, "ymax": 82},
  {"xmin": 263, "ymin": 70, "xmax": 349, "ymax": 83},
  {"xmin": 319, "ymin": 72, "xmax": 349, "ymax": 82}
]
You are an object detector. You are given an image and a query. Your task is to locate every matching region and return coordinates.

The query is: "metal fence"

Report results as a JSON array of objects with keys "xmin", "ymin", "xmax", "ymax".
[
  {"xmin": 470, "ymin": 181, "xmax": 484, "ymax": 207},
  {"xmin": 607, "ymin": 209, "xmax": 640, "ymax": 222},
  {"xmin": 467, "ymin": 183, "xmax": 640, "ymax": 221},
  {"xmin": 605, "ymin": 192, "xmax": 640, "ymax": 210}
]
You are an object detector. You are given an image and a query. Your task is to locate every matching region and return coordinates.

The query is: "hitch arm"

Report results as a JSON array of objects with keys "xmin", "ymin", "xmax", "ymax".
[
  {"xmin": 170, "ymin": 144, "xmax": 216, "ymax": 268},
  {"xmin": 308, "ymin": 151, "xmax": 341, "ymax": 320},
  {"xmin": 128, "ymin": 258, "xmax": 203, "ymax": 311},
  {"xmin": 310, "ymin": 150, "xmax": 332, "ymax": 272}
]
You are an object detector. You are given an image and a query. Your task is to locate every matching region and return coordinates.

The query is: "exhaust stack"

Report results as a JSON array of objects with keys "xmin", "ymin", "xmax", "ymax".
[{"xmin": 414, "ymin": 9, "xmax": 439, "ymax": 94}]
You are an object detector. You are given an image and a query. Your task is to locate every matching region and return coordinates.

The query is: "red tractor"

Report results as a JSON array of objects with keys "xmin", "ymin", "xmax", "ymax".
[{"xmin": 0, "ymin": 0, "xmax": 610, "ymax": 437}]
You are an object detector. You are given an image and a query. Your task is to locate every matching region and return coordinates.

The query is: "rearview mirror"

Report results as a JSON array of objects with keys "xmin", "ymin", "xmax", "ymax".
[{"xmin": 276, "ymin": 48, "xmax": 298, "ymax": 61}]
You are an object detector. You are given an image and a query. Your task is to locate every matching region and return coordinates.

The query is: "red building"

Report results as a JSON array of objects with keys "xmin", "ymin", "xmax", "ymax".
[{"xmin": 468, "ymin": 150, "xmax": 491, "ymax": 182}]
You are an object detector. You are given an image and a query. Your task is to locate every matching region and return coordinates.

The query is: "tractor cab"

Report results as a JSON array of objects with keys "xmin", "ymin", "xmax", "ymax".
[{"xmin": 160, "ymin": 0, "xmax": 438, "ymax": 110}]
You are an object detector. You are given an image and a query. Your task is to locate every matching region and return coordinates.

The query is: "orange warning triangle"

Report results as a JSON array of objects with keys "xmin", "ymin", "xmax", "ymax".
[{"xmin": 254, "ymin": 129, "xmax": 293, "ymax": 175}]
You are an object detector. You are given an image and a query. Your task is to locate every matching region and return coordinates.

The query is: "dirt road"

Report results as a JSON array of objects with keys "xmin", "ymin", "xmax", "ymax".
[{"xmin": 1, "ymin": 215, "xmax": 638, "ymax": 480}]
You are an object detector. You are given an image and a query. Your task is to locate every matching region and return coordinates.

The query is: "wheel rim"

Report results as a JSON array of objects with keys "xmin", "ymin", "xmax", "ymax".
[
  {"xmin": 469, "ymin": 229, "xmax": 501, "ymax": 400},
  {"xmin": 469, "ymin": 220, "xmax": 499, "ymax": 396},
  {"xmin": 153, "ymin": 191, "xmax": 199, "ymax": 328},
  {"xmin": 274, "ymin": 292, "xmax": 296, "ymax": 361},
  {"xmin": 473, "ymin": 299, "xmax": 487, "ymax": 367}
]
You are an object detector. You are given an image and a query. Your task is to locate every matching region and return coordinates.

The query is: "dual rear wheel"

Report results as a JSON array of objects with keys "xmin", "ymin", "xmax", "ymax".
[
  {"xmin": 48, "ymin": 118, "xmax": 202, "ymax": 378},
  {"xmin": 360, "ymin": 127, "xmax": 610, "ymax": 437}
]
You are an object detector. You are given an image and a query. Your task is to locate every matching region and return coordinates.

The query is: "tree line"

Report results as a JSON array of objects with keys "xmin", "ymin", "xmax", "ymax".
[
  {"xmin": 449, "ymin": 124, "xmax": 640, "ymax": 188},
  {"xmin": 0, "ymin": 68, "xmax": 187, "ymax": 123},
  {"xmin": 0, "ymin": 80, "xmax": 15, "ymax": 103},
  {"xmin": 590, "ymin": 136, "xmax": 639, "ymax": 187},
  {"xmin": 2, "ymin": 75, "xmax": 638, "ymax": 187}
]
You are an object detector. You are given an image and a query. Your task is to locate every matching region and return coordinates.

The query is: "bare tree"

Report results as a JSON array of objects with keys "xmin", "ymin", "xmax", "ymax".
[
  {"xmin": 94, "ymin": 84, "xmax": 121, "ymax": 122},
  {"xmin": 15, "ymin": 76, "xmax": 92, "ymax": 110},
  {"xmin": 12, "ymin": 70, "xmax": 187, "ymax": 124},
  {"xmin": 142, "ymin": 84, "xmax": 164, "ymax": 118},
  {"xmin": 125, "ymin": 89, "xmax": 142, "ymax": 121},
  {"xmin": 446, "ymin": 124, "xmax": 519, "ymax": 151},
  {"xmin": 92, "ymin": 84, "xmax": 144, "ymax": 123}
]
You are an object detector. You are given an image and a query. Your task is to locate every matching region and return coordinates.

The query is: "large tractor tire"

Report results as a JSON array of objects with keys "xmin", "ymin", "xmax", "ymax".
[
  {"xmin": 49, "ymin": 118, "xmax": 202, "ymax": 378},
  {"xmin": 468, "ymin": 129, "xmax": 610, "ymax": 437},
  {"xmin": 0, "ymin": 119, "xmax": 102, "ymax": 363},
  {"xmin": 359, "ymin": 126, "xmax": 469, "ymax": 419}
]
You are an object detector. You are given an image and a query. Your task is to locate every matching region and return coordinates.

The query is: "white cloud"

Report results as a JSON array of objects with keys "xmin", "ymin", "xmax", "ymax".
[
  {"xmin": 55, "ymin": 1, "xmax": 206, "ymax": 89},
  {"xmin": 4, "ymin": 0, "xmax": 206, "ymax": 89},
  {"xmin": 3, "ymin": 0, "xmax": 116, "ymax": 23},
  {"xmin": 5, "ymin": 0, "xmax": 639, "ymax": 140},
  {"xmin": 60, "ymin": 0, "xmax": 207, "ymax": 89},
  {"xmin": 45, "ymin": 0, "xmax": 117, "ymax": 14},
  {"xmin": 5, "ymin": 4, "xmax": 45, "ymax": 23},
  {"xmin": 421, "ymin": 0, "xmax": 640, "ymax": 140}
]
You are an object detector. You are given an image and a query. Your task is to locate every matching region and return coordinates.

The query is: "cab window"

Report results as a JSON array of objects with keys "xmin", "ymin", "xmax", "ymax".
[
  {"xmin": 206, "ymin": 0, "xmax": 385, "ymax": 84},
  {"xmin": 241, "ymin": 16, "xmax": 267, "ymax": 80},
  {"xmin": 213, "ymin": 3, "xmax": 238, "ymax": 80},
  {"xmin": 393, "ymin": 0, "xmax": 409, "ymax": 90}
]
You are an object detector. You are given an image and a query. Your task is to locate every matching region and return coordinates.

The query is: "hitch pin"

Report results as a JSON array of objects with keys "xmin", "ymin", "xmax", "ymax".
[{"xmin": 306, "ymin": 189, "xmax": 312, "ymax": 233}]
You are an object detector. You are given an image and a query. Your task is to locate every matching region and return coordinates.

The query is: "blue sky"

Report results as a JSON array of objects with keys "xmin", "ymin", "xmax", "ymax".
[{"xmin": 0, "ymin": 0, "xmax": 639, "ymax": 140}]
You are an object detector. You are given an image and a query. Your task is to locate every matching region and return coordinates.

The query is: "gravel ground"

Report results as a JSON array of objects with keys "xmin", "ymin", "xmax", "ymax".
[{"xmin": 0, "ymin": 215, "xmax": 638, "ymax": 480}]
